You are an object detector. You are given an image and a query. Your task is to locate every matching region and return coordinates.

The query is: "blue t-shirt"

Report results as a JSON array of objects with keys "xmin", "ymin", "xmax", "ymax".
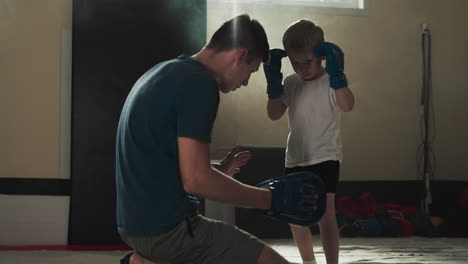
[{"xmin": 116, "ymin": 55, "xmax": 219, "ymax": 236}]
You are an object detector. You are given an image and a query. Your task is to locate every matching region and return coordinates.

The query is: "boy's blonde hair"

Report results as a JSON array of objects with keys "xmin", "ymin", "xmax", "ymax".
[{"xmin": 282, "ymin": 19, "xmax": 324, "ymax": 53}]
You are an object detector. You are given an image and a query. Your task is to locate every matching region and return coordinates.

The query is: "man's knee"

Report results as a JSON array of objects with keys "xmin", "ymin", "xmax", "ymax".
[
  {"xmin": 256, "ymin": 245, "xmax": 290, "ymax": 264},
  {"xmin": 130, "ymin": 252, "xmax": 170, "ymax": 264}
]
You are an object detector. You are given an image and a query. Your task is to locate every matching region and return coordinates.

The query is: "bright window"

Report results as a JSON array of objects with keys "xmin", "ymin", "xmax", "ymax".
[
  {"xmin": 213, "ymin": 0, "xmax": 369, "ymax": 16},
  {"xmin": 282, "ymin": 0, "xmax": 365, "ymax": 9}
]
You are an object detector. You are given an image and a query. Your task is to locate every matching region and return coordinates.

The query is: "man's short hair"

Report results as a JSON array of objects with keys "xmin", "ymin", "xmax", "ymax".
[
  {"xmin": 206, "ymin": 14, "xmax": 269, "ymax": 63},
  {"xmin": 282, "ymin": 19, "xmax": 324, "ymax": 53}
]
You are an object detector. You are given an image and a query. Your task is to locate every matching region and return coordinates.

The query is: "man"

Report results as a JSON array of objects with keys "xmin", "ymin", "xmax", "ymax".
[{"xmin": 116, "ymin": 14, "xmax": 317, "ymax": 264}]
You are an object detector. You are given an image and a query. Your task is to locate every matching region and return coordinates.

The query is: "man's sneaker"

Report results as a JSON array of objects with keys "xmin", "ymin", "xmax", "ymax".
[{"xmin": 120, "ymin": 252, "xmax": 133, "ymax": 264}]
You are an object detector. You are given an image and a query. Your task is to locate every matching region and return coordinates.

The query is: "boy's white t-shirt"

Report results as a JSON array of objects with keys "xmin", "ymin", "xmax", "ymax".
[{"xmin": 281, "ymin": 73, "xmax": 342, "ymax": 168}]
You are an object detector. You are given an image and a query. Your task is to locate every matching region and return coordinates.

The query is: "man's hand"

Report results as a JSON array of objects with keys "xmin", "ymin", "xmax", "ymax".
[{"xmin": 216, "ymin": 145, "xmax": 251, "ymax": 177}]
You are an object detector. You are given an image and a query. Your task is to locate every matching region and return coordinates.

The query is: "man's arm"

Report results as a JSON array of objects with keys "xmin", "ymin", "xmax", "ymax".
[
  {"xmin": 267, "ymin": 98, "xmax": 288, "ymax": 120},
  {"xmin": 335, "ymin": 87, "xmax": 354, "ymax": 112},
  {"xmin": 178, "ymin": 137, "xmax": 271, "ymax": 210}
]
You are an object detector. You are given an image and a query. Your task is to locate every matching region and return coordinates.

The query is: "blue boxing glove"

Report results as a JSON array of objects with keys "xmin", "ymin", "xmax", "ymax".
[
  {"xmin": 263, "ymin": 49, "xmax": 288, "ymax": 99},
  {"xmin": 256, "ymin": 171, "xmax": 327, "ymax": 226},
  {"xmin": 314, "ymin": 42, "xmax": 348, "ymax": 89}
]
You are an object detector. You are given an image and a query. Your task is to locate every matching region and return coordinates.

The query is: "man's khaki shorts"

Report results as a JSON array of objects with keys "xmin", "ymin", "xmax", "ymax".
[{"xmin": 121, "ymin": 214, "xmax": 266, "ymax": 264}]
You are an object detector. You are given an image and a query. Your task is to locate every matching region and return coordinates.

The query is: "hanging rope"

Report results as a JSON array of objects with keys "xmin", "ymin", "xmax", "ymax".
[{"xmin": 417, "ymin": 24, "xmax": 436, "ymax": 215}]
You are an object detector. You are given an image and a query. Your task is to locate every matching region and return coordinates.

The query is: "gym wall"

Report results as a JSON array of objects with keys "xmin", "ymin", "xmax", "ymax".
[
  {"xmin": 0, "ymin": 0, "xmax": 206, "ymax": 245},
  {"xmin": 210, "ymin": 0, "xmax": 468, "ymax": 182},
  {"xmin": 0, "ymin": 0, "xmax": 72, "ymax": 246},
  {"xmin": 2, "ymin": 0, "xmax": 467, "ymax": 245}
]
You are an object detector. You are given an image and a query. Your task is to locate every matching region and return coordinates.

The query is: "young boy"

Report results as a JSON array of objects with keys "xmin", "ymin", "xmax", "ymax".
[{"xmin": 263, "ymin": 19, "xmax": 355, "ymax": 264}]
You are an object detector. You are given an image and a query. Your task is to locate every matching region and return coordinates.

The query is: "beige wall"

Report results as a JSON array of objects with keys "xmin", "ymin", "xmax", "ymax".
[
  {"xmin": 1, "ymin": 0, "xmax": 467, "ymax": 181},
  {"xmin": 1, "ymin": 0, "xmax": 72, "ymax": 178},
  {"xmin": 208, "ymin": 0, "xmax": 468, "ymax": 181}
]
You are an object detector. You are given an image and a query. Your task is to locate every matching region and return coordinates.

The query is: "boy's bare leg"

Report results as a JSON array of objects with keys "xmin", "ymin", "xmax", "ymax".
[
  {"xmin": 290, "ymin": 193, "xmax": 339, "ymax": 264},
  {"xmin": 290, "ymin": 224, "xmax": 316, "ymax": 262},
  {"xmin": 318, "ymin": 193, "xmax": 339, "ymax": 264}
]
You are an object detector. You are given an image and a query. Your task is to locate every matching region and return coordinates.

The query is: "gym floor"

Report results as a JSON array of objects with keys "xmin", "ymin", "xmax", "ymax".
[{"xmin": 0, "ymin": 237, "xmax": 467, "ymax": 264}]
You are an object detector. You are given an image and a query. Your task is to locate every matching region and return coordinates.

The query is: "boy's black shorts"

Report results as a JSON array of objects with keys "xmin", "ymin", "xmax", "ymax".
[{"xmin": 284, "ymin": 160, "xmax": 340, "ymax": 193}]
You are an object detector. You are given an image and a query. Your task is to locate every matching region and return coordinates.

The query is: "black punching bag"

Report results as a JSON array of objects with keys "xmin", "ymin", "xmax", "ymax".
[{"xmin": 69, "ymin": 0, "xmax": 206, "ymax": 245}]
